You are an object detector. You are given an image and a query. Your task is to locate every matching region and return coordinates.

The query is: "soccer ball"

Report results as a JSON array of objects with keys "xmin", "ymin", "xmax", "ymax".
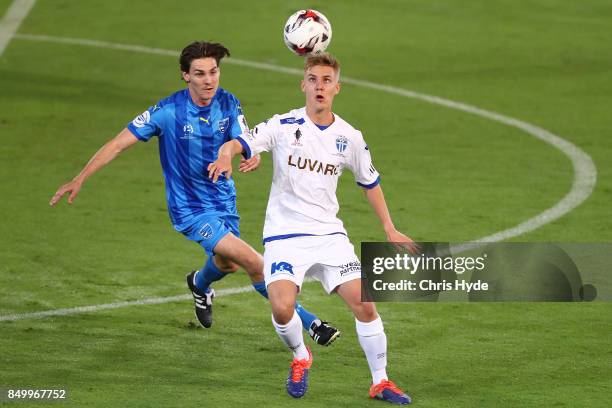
[{"xmin": 283, "ymin": 9, "xmax": 332, "ymax": 56}]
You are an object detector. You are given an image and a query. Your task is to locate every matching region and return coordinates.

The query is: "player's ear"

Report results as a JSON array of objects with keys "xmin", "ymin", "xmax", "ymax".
[
  {"xmin": 300, "ymin": 79, "xmax": 306, "ymax": 93},
  {"xmin": 335, "ymin": 81, "xmax": 341, "ymax": 95},
  {"xmin": 182, "ymin": 71, "xmax": 190, "ymax": 83}
]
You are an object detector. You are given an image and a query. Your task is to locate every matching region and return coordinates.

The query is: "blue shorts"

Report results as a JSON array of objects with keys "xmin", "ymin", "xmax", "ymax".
[{"xmin": 181, "ymin": 213, "xmax": 240, "ymax": 256}]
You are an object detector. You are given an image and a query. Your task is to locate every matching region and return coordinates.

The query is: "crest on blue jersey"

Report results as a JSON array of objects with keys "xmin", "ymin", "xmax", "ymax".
[
  {"xmin": 271, "ymin": 261, "xmax": 294, "ymax": 275},
  {"xmin": 336, "ymin": 136, "xmax": 348, "ymax": 153},
  {"xmin": 218, "ymin": 117, "xmax": 229, "ymax": 133},
  {"xmin": 198, "ymin": 223, "xmax": 214, "ymax": 240}
]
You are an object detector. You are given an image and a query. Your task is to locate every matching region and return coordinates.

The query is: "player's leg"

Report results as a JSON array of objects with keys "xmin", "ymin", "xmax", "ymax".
[
  {"xmin": 192, "ymin": 253, "xmax": 238, "ymax": 292},
  {"xmin": 264, "ymin": 238, "xmax": 317, "ymax": 398},
  {"xmin": 335, "ymin": 279, "xmax": 411, "ymax": 405},
  {"xmin": 183, "ymin": 214, "xmax": 245, "ymax": 328},
  {"xmin": 268, "ymin": 279, "xmax": 312, "ymax": 398},
  {"xmin": 212, "ymin": 232, "xmax": 263, "ymax": 282},
  {"xmin": 213, "ymin": 232, "xmax": 339, "ymax": 344},
  {"xmin": 268, "ymin": 280, "xmax": 304, "ymax": 353},
  {"xmin": 187, "ymin": 252, "xmax": 243, "ymax": 324},
  {"xmin": 186, "ymin": 253, "xmax": 240, "ymax": 328}
]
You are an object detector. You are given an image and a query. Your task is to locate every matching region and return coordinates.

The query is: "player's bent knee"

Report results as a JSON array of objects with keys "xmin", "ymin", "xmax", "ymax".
[
  {"xmin": 352, "ymin": 301, "xmax": 378, "ymax": 322},
  {"xmin": 222, "ymin": 264, "xmax": 239, "ymax": 273},
  {"xmin": 218, "ymin": 263, "xmax": 239, "ymax": 273},
  {"xmin": 214, "ymin": 256, "xmax": 239, "ymax": 273},
  {"xmin": 268, "ymin": 281, "xmax": 298, "ymax": 324},
  {"xmin": 271, "ymin": 302, "xmax": 294, "ymax": 325}
]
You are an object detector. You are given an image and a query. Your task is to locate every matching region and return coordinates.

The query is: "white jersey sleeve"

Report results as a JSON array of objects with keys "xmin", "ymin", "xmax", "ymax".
[
  {"xmin": 345, "ymin": 131, "xmax": 381, "ymax": 189},
  {"xmin": 236, "ymin": 115, "xmax": 280, "ymax": 159}
]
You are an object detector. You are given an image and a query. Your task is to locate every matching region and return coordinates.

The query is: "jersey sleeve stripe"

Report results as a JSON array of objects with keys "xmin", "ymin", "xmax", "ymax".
[
  {"xmin": 236, "ymin": 135, "xmax": 252, "ymax": 159},
  {"xmin": 357, "ymin": 176, "xmax": 381, "ymax": 189}
]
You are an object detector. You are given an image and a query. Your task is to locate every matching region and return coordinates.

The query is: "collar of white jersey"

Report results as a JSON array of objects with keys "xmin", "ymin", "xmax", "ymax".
[{"xmin": 302, "ymin": 108, "xmax": 337, "ymax": 133}]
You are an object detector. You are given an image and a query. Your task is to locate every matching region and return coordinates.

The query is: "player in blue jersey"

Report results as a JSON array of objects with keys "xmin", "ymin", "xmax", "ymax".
[{"xmin": 49, "ymin": 41, "xmax": 339, "ymax": 346}]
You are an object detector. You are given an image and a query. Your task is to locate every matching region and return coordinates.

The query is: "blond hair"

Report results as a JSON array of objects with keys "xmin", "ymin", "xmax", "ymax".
[{"xmin": 304, "ymin": 53, "xmax": 340, "ymax": 78}]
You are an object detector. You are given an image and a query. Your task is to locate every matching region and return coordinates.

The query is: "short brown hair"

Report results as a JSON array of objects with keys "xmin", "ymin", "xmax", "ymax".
[
  {"xmin": 304, "ymin": 53, "xmax": 340, "ymax": 77},
  {"xmin": 180, "ymin": 41, "xmax": 230, "ymax": 73}
]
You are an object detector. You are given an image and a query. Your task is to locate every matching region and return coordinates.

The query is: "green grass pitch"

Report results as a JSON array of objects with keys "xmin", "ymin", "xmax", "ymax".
[{"xmin": 1, "ymin": 1, "xmax": 611, "ymax": 406}]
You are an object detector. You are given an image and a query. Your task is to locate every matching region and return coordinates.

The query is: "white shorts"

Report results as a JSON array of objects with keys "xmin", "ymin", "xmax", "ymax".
[{"xmin": 263, "ymin": 234, "xmax": 361, "ymax": 294}]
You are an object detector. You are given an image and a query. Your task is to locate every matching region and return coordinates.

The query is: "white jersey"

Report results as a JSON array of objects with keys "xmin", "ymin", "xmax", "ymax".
[{"xmin": 238, "ymin": 107, "xmax": 380, "ymax": 243}]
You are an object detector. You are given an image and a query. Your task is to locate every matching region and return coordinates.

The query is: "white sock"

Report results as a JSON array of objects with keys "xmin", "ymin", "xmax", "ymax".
[
  {"xmin": 272, "ymin": 311, "xmax": 309, "ymax": 360},
  {"xmin": 356, "ymin": 316, "xmax": 388, "ymax": 385}
]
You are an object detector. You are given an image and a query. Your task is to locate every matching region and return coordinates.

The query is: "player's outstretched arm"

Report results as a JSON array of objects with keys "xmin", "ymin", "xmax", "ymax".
[
  {"xmin": 208, "ymin": 139, "xmax": 244, "ymax": 183},
  {"xmin": 49, "ymin": 128, "xmax": 139, "ymax": 206},
  {"xmin": 363, "ymin": 184, "xmax": 419, "ymax": 253}
]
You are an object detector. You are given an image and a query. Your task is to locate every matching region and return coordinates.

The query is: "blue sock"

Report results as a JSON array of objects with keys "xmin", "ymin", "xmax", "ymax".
[
  {"xmin": 194, "ymin": 257, "xmax": 228, "ymax": 292},
  {"xmin": 295, "ymin": 302, "xmax": 319, "ymax": 331},
  {"xmin": 251, "ymin": 281, "xmax": 319, "ymax": 331},
  {"xmin": 252, "ymin": 281, "xmax": 268, "ymax": 298}
]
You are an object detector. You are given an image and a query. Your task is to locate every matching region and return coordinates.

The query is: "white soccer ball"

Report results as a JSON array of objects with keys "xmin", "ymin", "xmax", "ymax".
[{"xmin": 283, "ymin": 9, "xmax": 332, "ymax": 57}]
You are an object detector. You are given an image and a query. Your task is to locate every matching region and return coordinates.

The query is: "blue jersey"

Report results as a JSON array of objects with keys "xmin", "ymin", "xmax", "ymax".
[{"xmin": 127, "ymin": 88, "xmax": 248, "ymax": 231}]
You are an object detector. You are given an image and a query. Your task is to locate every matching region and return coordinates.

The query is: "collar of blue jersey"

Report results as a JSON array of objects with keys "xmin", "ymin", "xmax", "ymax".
[{"xmin": 185, "ymin": 88, "xmax": 218, "ymax": 111}]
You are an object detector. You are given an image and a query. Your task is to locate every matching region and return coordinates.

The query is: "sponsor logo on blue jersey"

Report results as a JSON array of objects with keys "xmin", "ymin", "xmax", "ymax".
[
  {"xmin": 271, "ymin": 261, "xmax": 294, "ymax": 275},
  {"xmin": 182, "ymin": 124, "xmax": 195, "ymax": 140},
  {"xmin": 280, "ymin": 117, "xmax": 305, "ymax": 125}
]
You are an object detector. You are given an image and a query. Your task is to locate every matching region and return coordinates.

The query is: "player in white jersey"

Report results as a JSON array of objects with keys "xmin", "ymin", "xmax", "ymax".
[{"xmin": 209, "ymin": 54, "xmax": 414, "ymax": 405}]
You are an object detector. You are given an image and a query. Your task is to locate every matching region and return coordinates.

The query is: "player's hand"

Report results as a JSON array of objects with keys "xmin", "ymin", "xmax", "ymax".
[
  {"xmin": 385, "ymin": 228, "xmax": 420, "ymax": 254},
  {"xmin": 238, "ymin": 154, "xmax": 261, "ymax": 173},
  {"xmin": 208, "ymin": 156, "xmax": 233, "ymax": 183},
  {"xmin": 50, "ymin": 179, "xmax": 82, "ymax": 206}
]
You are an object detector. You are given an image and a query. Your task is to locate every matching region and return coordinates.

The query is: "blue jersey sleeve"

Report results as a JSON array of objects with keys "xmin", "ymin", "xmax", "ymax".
[
  {"xmin": 228, "ymin": 95, "xmax": 249, "ymax": 140},
  {"xmin": 127, "ymin": 103, "xmax": 167, "ymax": 142}
]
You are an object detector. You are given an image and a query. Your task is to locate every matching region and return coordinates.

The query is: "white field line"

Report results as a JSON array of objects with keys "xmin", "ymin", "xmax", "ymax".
[
  {"xmin": 0, "ymin": 0, "xmax": 36, "ymax": 56},
  {"xmin": 2, "ymin": 34, "xmax": 597, "ymax": 322},
  {"xmin": 0, "ymin": 285, "xmax": 254, "ymax": 322}
]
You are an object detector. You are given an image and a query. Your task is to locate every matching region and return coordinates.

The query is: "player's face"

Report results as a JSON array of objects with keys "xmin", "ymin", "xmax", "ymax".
[
  {"xmin": 301, "ymin": 65, "xmax": 340, "ymax": 113},
  {"xmin": 182, "ymin": 57, "xmax": 220, "ymax": 106}
]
